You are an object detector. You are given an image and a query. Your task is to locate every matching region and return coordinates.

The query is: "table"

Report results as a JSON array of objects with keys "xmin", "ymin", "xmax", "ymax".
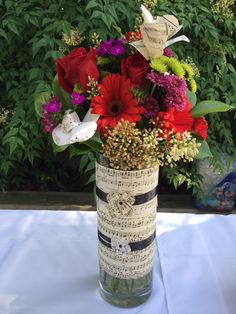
[{"xmin": 0, "ymin": 210, "xmax": 235, "ymax": 314}]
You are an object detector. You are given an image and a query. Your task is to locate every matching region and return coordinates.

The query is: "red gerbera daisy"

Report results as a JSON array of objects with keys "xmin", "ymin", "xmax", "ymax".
[{"xmin": 90, "ymin": 74, "xmax": 145, "ymax": 133}]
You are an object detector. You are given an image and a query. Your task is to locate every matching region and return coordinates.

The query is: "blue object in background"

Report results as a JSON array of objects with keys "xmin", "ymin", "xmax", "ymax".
[{"xmin": 195, "ymin": 172, "xmax": 236, "ymax": 211}]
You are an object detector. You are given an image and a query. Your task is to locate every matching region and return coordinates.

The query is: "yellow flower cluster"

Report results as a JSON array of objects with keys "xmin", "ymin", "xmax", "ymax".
[
  {"xmin": 86, "ymin": 76, "xmax": 100, "ymax": 100},
  {"xmin": 62, "ymin": 28, "xmax": 85, "ymax": 46},
  {"xmin": 102, "ymin": 121, "xmax": 160, "ymax": 170},
  {"xmin": 0, "ymin": 108, "xmax": 11, "ymax": 125},
  {"xmin": 211, "ymin": 0, "xmax": 235, "ymax": 18},
  {"xmin": 142, "ymin": 0, "xmax": 158, "ymax": 12},
  {"xmin": 156, "ymin": 130, "xmax": 200, "ymax": 167},
  {"xmin": 91, "ymin": 32, "xmax": 102, "ymax": 48},
  {"xmin": 102, "ymin": 121, "xmax": 200, "ymax": 170},
  {"xmin": 135, "ymin": 15, "xmax": 143, "ymax": 30},
  {"xmin": 151, "ymin": 56, "xmax": 197, "ymax": 92},
  {"xmin": 181, "ymin": 57, "xmax": 200, "ymax": 78}
]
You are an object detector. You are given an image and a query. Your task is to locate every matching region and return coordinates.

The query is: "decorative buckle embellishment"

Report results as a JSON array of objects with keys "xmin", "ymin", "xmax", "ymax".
[{"xmin": 106, "ymin": 192, "xmax": 135, "ymax": 217}]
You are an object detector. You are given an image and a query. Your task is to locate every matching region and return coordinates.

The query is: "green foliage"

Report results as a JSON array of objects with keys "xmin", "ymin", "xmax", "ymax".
[
  {"xmin": 191, "ymin": 100, "xmax": 233, "ymax": 117},
  {"xmin": 195, "ymin": 141, "xmax": 213, "ymax": 159}
]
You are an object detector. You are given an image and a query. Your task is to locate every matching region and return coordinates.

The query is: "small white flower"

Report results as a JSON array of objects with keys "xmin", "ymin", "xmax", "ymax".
[{"xmin": 111, "ymin": 238, "xmax": 131, "ymax": 255}]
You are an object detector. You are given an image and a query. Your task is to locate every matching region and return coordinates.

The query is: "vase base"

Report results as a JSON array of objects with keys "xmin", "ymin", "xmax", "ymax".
[{"xmin": 99, "ymin": 281, "xmax": 152, "ymax": 308}]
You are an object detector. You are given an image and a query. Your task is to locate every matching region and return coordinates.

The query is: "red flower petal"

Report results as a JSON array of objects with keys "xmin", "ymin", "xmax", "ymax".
[{"xmin": 90, "ymin": 74, "xmax": 144, "ymax": 134}]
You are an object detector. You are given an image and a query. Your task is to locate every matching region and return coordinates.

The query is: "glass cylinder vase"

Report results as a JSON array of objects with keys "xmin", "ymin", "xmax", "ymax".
[{"xmin": 96, "ymin": 156, "xmax": 159, "ymax": 307}]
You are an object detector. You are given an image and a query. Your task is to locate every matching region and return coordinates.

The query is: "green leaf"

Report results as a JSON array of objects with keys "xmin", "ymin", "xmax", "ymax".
[
  {"xmin": 87, "ymin": 173, "xmax": 96, "ymax": 184},
  {"xmin": 52, "ymin": 143, "xmax": 69, "ymax": 152},
  {"xmin": 69, "ymin": 145, "xmax": 90, "ymax": 158},
  {"xmin": 52, "ymin": 75, "xmax": 71, "ymax": 107},
  {"xmin": 28, "ymin": 68, "xmax": 41, "ymax": 81},
  {"xmin": 101, "ymin": 13, "xmax": 113, "ymax": 30},
  {"xmin": 85, "ymin": 1, "xmax": 100, "ymax": 11},
  {"xmin": 79, "ymin": 154, "xmax": 89, "ymax": 171},
  {"xmin": 4, "ymin": 128, "xmax": 18, "ymax": 140},
  {"xmin": 228, "ymin": 64, "xmax": 235, "ymax": 73},
  {"xmin": 19, "ymin": 129, "xmax": 28, "ymax": 139},
  {"xmin": 7, "ymin": 22, "xmax": 19, "ymax": 35},
  {"xmin": 0, "ymin": 29, "xmax": 8, "ymax": 40},
  {"xmin": 9, "ymin": 138, "xmax": 18, "ymax": 155},
  {"xmin": 83, "ymin": 137, "xmax": 102, "ymax": 152},
  {"xmin": 90, "ymin": 10, "xmax": 103, "ymax": 19},
  {"xmin": 29, "ymin": 17, "xmax": 39, "ymax": 27},
  {"xmin": 186, "ymin": 89, "xmax": 197, "ymax": 107},
  {"xmin": 191, "ymin": 100, "xmax": 233, "ymax": 117},
  {"xmin": 34, "ymin": 92, "xmax": 51, "ymax": 117},
  {"xmin": 44, "ymin": 50, "xmax": 63, "ymax": 61},
  {"xmin": 85, "ymin": 160, "xmax": 95, "ymax": 172},
  {"xmin": 32, "ymin": 37, "xmax": 51, "ymax": 57},
  {"xmin": 195, "ymin": 141, "xmax": 213, "ymax": 159}
]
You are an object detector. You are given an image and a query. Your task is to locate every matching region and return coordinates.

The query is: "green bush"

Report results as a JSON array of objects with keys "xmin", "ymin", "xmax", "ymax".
[{"xmin": 0, "ymin": 0, "xmax": 235, "ymax": 191}]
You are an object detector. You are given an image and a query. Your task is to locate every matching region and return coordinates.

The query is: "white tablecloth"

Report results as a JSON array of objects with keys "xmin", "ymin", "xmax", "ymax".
[{"xmin": 0, "ymin": 210, "xmax": 235, "ymax": 314}]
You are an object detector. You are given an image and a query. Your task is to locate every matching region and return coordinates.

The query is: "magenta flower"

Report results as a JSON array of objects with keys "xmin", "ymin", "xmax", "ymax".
[
  {"xmin": 146, "ymin": 73, "xmax": 187, "ymax": 111},
  {"xmin": 143, "ymin": 96, "xmax": 160, "ymax": 118},
  {"xmin": 41, "ymin": 98, "xmax": 60, "ymax": 133},
  {"xmin": 163, "ymin": 48, "xmax": 174, "ymax": 57},
  {"xmin": 110, "ymin": 44, "xmax": 125, "ymax": 56},
  {"xmin": 47, "ymin": 97, "xmax": 61, "ymax": 113},
  {"xmin": 146, "ymin": 72, "xmax": 171, "ymax": 87},
  {"xmin": 98, "ymin": 39, "xmax": 125, "ymax": 56},
  {"xmin": 71, "ymin": 92, "xmax": 86, "ymax": 105},
  {"xmin": 42, "ymin": 117, "xmax": 54, "ymax": 133},
  {"xmin": 167, "ymin": 75, "xmax": 186, "ymax": 93},
  {"xmin": 163, "ymin": 93, "xmax": 186, "ymax": 111}
]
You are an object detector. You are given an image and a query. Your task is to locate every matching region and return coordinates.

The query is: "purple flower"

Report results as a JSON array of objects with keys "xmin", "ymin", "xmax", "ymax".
[
  {"xmin": 41, "ymin": 97, "xmax": 60, "ymax": 132},
  {"xmin": 146, "ymin": 72, "xmax": 187, "ymax": 111},
  {"xmin": 98, "ymin": 39, "xmax": 113, "ymax": 56},
  {"xmin": 42, "ymin": 104, "xmax": 48, "ymax": 115},
  {"xmin": 47, "ymin": 97, "xmax": 61, "ymax": 113},
  {"xmin": 143, "ymin": 96, "xmax": 160, "ymax": 118},
  {"xmin": 98, "ymin": 39, "xmax": 125, "ymax": 56},
  {"xmin": 71, "ymin": 92, "xmax": 86, "ymax": 105},
  {"xmin": 168, "ymin": 75, "xmax": 186, "ymax": 94},
  {"xmin": 146, "ymin": 72, "xmax": 171, "ymax": 87},
  {"xmin": 110, "ymin": 44, "xmax": 125, "ymax": 56},
  {"xmin": 42, "ymin": 117, "xmax": 54, "ymax": 133},
  {"xmin": 163, "ymin": 93, "xmax": 186, "ymax": 111},
  {"xmin": 163, "ymin": 48, "xmax": 174, "ymax": 58}
]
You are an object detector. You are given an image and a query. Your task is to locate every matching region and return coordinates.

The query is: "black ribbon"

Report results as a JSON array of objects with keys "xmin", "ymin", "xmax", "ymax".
[
  {"xmin": 96, "ymin": 186, "xmax": 158, "ymax": 205},
  {"xmin": 98, "ymin": 230, "xmax": 156, "ymax": 251}
]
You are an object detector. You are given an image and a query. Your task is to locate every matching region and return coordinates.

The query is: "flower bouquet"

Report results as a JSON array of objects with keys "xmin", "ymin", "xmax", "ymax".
[{"xmin": 35, "ymin": 5, "xmax": 232, "ymax": 307}]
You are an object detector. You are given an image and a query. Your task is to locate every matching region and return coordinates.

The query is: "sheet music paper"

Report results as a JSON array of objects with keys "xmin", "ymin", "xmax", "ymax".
[
  {"xmin": 130, "ymin": 5, "xmax": 189, "ymax": 60},
  {"xmin": 96, "ymin": 162, "xmax": 159, "ymax": 279}
]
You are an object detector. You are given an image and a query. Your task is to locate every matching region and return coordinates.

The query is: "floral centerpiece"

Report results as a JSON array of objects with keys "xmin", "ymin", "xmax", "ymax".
[{"xmin": 35, "ymin": 5, "xmax": 232, "ymax": 307}]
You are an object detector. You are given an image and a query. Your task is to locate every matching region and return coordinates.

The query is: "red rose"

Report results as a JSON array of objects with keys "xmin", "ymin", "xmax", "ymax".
[
  {"xmin": 193, "ymin": 117, "xmax": 208, "ymax": 140},
  {"xmin": 56, "ymin": 48, "xmax": 99, "ymax": 93},
  {"xmin": 121, "ymin": 53, "xmax": 149, "ymax": 88}
]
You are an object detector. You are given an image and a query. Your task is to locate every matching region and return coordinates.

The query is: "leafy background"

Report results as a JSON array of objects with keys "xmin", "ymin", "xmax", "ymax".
[{"xmin": 0, "ymin": 0, "xmax": 235, "ymax": 193}]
